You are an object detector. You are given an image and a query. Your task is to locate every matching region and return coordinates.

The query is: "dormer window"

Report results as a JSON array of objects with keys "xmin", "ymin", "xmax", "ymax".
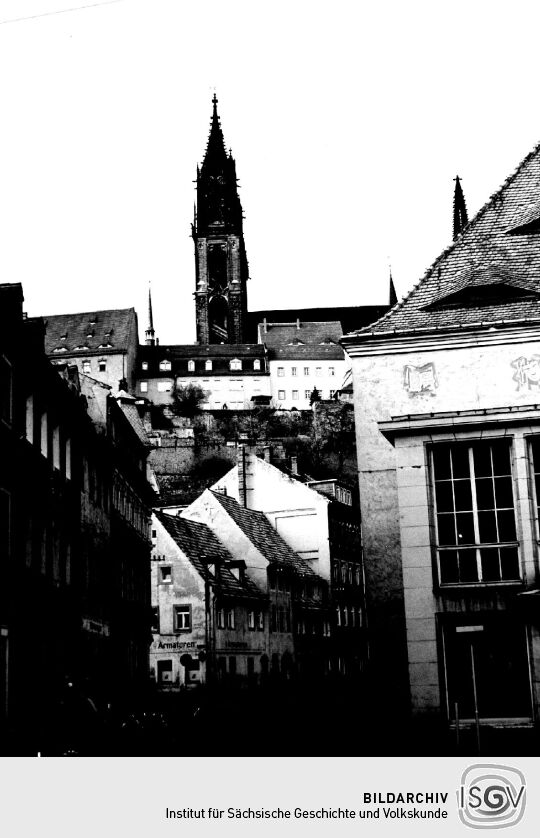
[
  {"xmin": 205, "ymin": 360, "xmax": 213, "ymax": 371},
  {"xmin": 98, "ymin": 343, "xmax": 113, "ymax": 349},
  {"xmin": 53, "ymin": 347, "xmax": 68, "ymax": 353},
  {"xmin": 188, "ymin": 360, "xmax": 195, "ymax": 372},
  {"xmin": 230, "ymin": 359, "xmax": 242, "ymax": 371},
  {"xmin": 74, "ymin": 345, "xmax": 89, "ymax": 352},
  {"xmin": 87, "ymin": 331, "xmax": 94, "ymax": 339},
  {"xmin": 60, "ymin": 334, "xmax": 67, "ymax": 341},
  {"xmin": 159, "ymin": 360, "xmax": 172, "ymax": 371}
]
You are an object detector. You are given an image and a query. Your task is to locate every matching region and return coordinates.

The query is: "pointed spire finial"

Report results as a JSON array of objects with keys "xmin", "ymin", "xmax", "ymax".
[
  {"xmin": 453, "ymin": 175, "xmax": 469, "ymax": 240},
  {"xmin": 145, "ymin": 282, "xmax": 156, "ymax": 346}
]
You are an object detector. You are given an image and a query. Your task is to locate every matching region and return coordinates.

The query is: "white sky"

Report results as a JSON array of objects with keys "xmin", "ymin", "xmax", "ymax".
[{"xmin": 0, "ymin": 0, "xmax": 539, "ymax": 344}]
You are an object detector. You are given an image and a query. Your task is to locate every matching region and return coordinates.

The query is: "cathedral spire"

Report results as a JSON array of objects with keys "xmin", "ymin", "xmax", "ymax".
[
  {"xmin": 389, "ymin": 268, "xmax": 397, "ymax": 307},
  {"xmin": 453, "ymin": 175, "xmax": 469, "ymax": 240},
  {"xmin": 145, "ymin": 283, "xmax": 156, "ymax": 346}
]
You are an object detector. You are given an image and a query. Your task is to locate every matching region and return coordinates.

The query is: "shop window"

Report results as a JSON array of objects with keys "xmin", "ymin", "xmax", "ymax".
[
  {"xmin": 432, "ymin": 440, "xmax": 519, "ymax": 585},
  {"xmin": 443, "ymin": 619, "xmax": 532, "ymax": 722},
  {"xmin": 157, "ymin": 659, "xmax": 173, "ymax": 683},
  {"xmin": 174, "ymin": 604, "xmax": 191, "ymax": 632}
]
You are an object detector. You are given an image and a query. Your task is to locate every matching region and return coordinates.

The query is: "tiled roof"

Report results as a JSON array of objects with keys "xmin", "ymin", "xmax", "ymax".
[
  {"xmin": 156, "ymin": 512, "xmax": 265, "ymax": 600},
  {"xmin": 343, "ymin": 140, "xmax": 540, "ymax": 338},
  {"xmin": 260, "ymin": 321, "xmax": 345, "ymax": 361},
  {"xmin": 247, "ymin": 305, "xmax": 389, "ymax": 339},
  {"xmin": 210, "ymin": 491, "xmax": 314, "ymax": 575},
  {"xmin": 140, "ymin": 344, "xmax": 266, "ymax": 359},
  {"xmin": 43, "ymin": 309, "xmax": 136, "ymax": 355}
]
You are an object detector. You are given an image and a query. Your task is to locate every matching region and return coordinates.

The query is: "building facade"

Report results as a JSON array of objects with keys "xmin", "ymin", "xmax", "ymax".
[
  {"xmin": 258, "ymin": 320, "xmax": 347, "ymax": 409},
  {"xmin": 150, "ymin": 512, "xmax": 268, "ymax": 689},
  {"xmin": 342, "ymin": 140, "xmax": 540, "ymax": 739},
  {"xmin": 43, "ymin": 307, "xmax": 139, "ymax": 393}
]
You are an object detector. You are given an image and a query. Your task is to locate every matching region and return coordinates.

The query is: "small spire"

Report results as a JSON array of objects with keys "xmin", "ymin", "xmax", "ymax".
[
  {"xmin": 389, "ymin": 268, "xmax": 397, "ymax": 307},
  {"xmin": 145, "ymin": 283, "xmax": 156, "ymax": 346},
  {"xmin": 453, "ymin": 175, "xmax": 469, "ymax": 240}
]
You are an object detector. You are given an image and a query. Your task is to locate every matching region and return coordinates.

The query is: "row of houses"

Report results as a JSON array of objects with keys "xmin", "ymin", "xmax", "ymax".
[
  {"xmin": 0, "ymin": 283, "xmax": 155, "ymax": 751},
  {"xmin": 149, "ymin": 452, "xmax": 365, "ymax": 689}
]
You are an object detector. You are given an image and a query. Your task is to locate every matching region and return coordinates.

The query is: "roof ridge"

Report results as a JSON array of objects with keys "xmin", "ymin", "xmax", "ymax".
[{"xmin": 349, "ymin": 137, "xmax": 540, "ymax": 336}]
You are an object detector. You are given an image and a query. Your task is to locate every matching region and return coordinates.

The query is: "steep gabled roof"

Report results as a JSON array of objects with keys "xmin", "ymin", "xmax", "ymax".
[
  {"xmin": 260, "ymin": 321, "xmax": 345, "ymax": 361},
  {"xmin": 156, "ymin": 512, "xmax": 264, "ymax": 600},
  {"xmin": 343, "ymin": 140, "xmax": 540, "ymax": 339},
  {"xmin": 210, "ymin": 491, "xmax": 315, "ymax": 575},
  {"xmin": 43, "ymin": 308, "xmax": 136, "ymax": 355}
]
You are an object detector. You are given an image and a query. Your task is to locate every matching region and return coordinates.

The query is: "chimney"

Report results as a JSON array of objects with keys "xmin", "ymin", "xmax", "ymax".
[
  {"xmin": 237, "ymin": 445, "xmax": 247, "ymax": 507},
  {"xmin": 291, "ymin": 456, "xmax": 298, "ymax": 475}
]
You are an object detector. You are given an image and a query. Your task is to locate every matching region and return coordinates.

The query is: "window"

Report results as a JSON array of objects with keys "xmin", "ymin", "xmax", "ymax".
[
  {"xmin": 98, "ymin": 359, "xmax": 107, "ymax": 372},
  {"xmin": 230, "ymin": 359, "xmax": 242, "ymax": 371},
  {"xmin": 226, "ymin": 608, "xmax": 235, "ymax": 629},
  {"xmin": 432, "ymin": 440, "xmax": 519, "ymax": 585},
  {"xmin": 82, "ymin": 360, "xmax": 91, "ymax": 374},
  {"xmin": 443, "ymin": 618, "xmax": 532, "ymax": 722},
  {"xmin": 205, "ymin": 360, "xmax": 213, "ymax": 371},
  {"xmin": 305, "ymin": 390, "xmax": 311, "ymax": 400},
  {"xmin": 278, "ymin": 390, "xmax": 286, "ymax": 401},
  {"xmin": 157, "ymin": 381, "xmax": 171, "ymax": 392},
  {"xmin": 248, "ymin": 610, "xmax": 255, "ymax": 630},
  {"xmin": 141, "ymin": 361, "xmax": 148, "ymax": 371},
  {"xmin": 0, "ymin": 357, "xmax": 12, "ymax": 426},
  {"xmin": 277, "ymin": 367, "xmax": 285, "ymax": 377},
  {"xmin": 52, "ymin": 426, "xmax": 60, "ymax": 470},
  {"xmin": 140, "ymin": 381, "xmax": 148, "ymax": 393},
  {"xmin": 303, "ymin": 367, "xmax": 310, "ymax": 376},
  {"xmin": 25, "ymin": 395, "xmax": 34, "ymax": 443},
  {"xmin": 217, "ymin": 609, "xmax": 225, "ymax": 629},
  {"xmin": 159, "ymin": 566, "xmax": 172, "ymax": 584},
  {"xmin": 188, "ymin": 360, "xmax": 195, "ymax": 372},
  {"xmin": 315, "ymin": 367, "xmax": 322, "ymax": 377},
  {"xmin": 292, "ymin": 390, "xmax": 299, "ymax": 400},
  {"xmin": 174, "ymin": 604, "xmax": 191, "ymax": 632},
  {"xmin": 151, "ymin": 607, "xmax": 159, "ymax": 633},
  {"xmin": 65, "ymin": 438, "xmax": 71, "ymax": 479},
  {"xmin": 160, "ymin": 360, "xmax": 172, "ymax": 371},
  {"xmin": 253, "ymin": 359, "xmax": 261, "ymax": 371},
  {"xmin": 157, "ymin": 660, "xmax": 173, "ymax": 684},
  {"xmin": 40, "ymin": 413, "xmax": 48, "ymax": 458},
  {"xmin": 329, "ymin": 367, "xmax": 335, "ymax": 376},
  {"xmin": 291, "ymin": 367, "xmax": 297, "ymax": 376},
  {"xmin": 329, "ymin": 390, "xmax": 336, "ymax": 399},
  {"xmin": 256, "ymin": 611, "xmax": 264, "ymax": 630},
  {"xmin": 528, "ymin": 439, "xmax": 540, "ymax": 535}
]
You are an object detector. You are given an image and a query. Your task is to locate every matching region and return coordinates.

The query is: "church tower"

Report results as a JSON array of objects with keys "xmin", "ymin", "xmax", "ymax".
[{"xmin": 192, "ymin": 95, "xmax": 249, "ymax": 344}]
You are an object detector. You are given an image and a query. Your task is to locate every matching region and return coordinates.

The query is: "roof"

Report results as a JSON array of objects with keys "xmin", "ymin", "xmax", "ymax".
[
  {"xmin": 247, "ymin": 305, "xmax": 388, "ymax": 341},
  {"xmin": 210, "ymin": 491, "xmax": 314, "ymax": 575},
  {"xmin": 115, "ymin": 395, "xmax": 150, "ymax": 446},
  {"xmin": 43, "ymin": 308, "xmax": 136, "ymax": 356},
  {"xmin": 343, "ymin": 140, "xmax": 540, "ymax": 340},
  {"xmin": 259, "ymin": 321, "xmax": 345, "ymax": 361},
  {"xmin": 156, "ymin": 511, "xmax": 264, "ymax": 600},
  {"xmin": 139, "ymin": 343, "xmax": 266, "ymax": 359}
]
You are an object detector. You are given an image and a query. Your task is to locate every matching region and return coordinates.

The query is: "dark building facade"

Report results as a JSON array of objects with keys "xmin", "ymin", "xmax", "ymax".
[
  {"xmin": 193, "ymin": 95, "xmax": 249, "ymax": 345},
  {"xmin": 0, "ymin": 283, "xmax": 154, "ymax": 753}
]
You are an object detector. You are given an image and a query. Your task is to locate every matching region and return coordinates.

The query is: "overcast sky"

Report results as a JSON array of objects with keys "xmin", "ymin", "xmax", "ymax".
[{"xmin": 0, "ymin": 0, "xmax": 539, "ymax": 344}]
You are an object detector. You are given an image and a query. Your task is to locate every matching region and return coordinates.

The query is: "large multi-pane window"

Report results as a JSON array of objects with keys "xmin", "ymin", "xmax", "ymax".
[
  {"xmin": 528, "ymin": 438, "xmax": 540, "ymax": 533},
  {"xmin": 432, "ymin": 440, "xmax": 519, "ymax": 585}
]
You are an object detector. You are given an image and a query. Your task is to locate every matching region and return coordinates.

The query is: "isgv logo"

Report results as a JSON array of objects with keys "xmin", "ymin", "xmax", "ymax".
[{"xmin": 458, "ymin": 764, "xmax": 526, "ymax": 829}]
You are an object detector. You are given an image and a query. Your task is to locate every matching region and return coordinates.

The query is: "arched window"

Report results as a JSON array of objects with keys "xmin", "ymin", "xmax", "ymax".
[{"xmin": 188, "ymin": 360, "xmax": 195, "ymax": 372}]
